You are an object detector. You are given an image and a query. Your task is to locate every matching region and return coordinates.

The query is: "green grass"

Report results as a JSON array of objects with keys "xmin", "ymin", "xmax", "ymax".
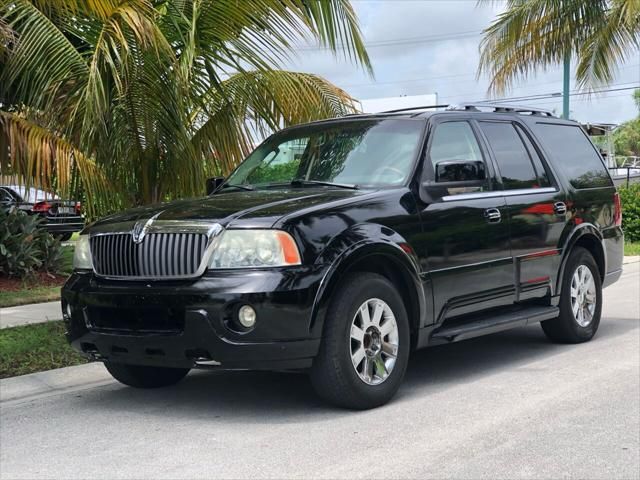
[
  {"xmin": 0, "ymin": 321, "xmax": 88, "ymax": 378},
  {"xmin": 0, "ymin": 287, "xmax": 62, "ymax": 308},
  {"xmin": 0, "ymin": 246, "xmax": 74, "ymax": 308},
  {"xmin": 624, "ymin": 242, "xmax": 640, "ymax": 256}
]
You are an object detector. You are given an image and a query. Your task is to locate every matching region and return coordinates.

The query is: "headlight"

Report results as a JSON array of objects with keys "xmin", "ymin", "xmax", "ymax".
[
  {"xmin": 209, "ymin": 230, "xmax": 301, "ymax": 268},
  {"xmin": 73, "ymin": 235, "xmax": 93, "ymax": 270}
]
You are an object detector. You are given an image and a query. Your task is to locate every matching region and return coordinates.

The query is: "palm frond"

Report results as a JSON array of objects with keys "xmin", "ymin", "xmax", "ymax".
[
  {"xmin": 192, "ymin": 70, "xmax": 359, "ymax": 175},
  {"xmin": 576, "ymin": 0, "xmax": 640, "ymax": 89},
  {"xmin": 0, "ymin": 110, "xmax": 114, "ymax": 218},
  {"xmin": 0, "ymin": 0, "xmax": 89, "ymax": 112},
  {"xmin": 296, "ymin": 0, "xmax": 372, "ymax": 74},
  {"xmin": 1, "ymin": 0, "xmax": 369, "ymax": 216},
  {"xmin": 0, "ymin": 16, "xmax": 12, "ymax": 60},
  {"xmin": 29, "ymin": 0, "xmax": 149, "ymax": 23},
  {"xmin": 477, "ymin": 0, "xmax": 609, "ymax": 94}
]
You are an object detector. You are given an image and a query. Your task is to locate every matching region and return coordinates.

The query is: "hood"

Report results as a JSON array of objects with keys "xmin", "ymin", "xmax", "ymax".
[{"xmin": 88, "ymin": 188, "xmax": 370, "ymax": 232}]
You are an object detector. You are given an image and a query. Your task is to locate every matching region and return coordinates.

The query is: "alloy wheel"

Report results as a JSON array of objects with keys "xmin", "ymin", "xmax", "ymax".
[
  {"xmin": 349, "ymin": 298, "xmax": 399, "ymax": 385},
  {"xmin": 570, "ymin": 264, "xmax": 597, "ymax": 327}
]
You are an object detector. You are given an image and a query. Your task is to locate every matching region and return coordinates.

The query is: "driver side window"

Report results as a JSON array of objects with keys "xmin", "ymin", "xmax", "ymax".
[{"xmin": 429, "ymin": 121, "xmax": 487, "ymax": 195}]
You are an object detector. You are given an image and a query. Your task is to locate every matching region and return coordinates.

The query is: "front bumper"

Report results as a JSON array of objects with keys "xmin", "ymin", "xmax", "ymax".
[{"xmin": 62, "ymin": 266, "xmax": 327, "ymax": 370}]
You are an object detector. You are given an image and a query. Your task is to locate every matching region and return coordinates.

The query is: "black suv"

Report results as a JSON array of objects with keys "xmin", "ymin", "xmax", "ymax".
[{"xmin": 63, "ymin": 104, "xmax": 624, "ymax": 409}]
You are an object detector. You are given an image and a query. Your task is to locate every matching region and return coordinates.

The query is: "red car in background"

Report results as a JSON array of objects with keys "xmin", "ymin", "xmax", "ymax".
[{"xmin": 0, "ymin": 185, "xmax": 84, "ymax": 241}]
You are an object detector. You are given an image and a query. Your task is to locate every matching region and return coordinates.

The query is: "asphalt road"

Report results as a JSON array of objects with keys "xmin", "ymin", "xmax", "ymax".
[{"xmin": 1, "ymin": 262, "xmax": 638, "ymax": 480}]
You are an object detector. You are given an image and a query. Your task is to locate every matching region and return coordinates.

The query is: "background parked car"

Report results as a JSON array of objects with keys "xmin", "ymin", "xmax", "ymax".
[{"xmin": 0, "ymin": 185, "xmax": 84, "ymax": 241}]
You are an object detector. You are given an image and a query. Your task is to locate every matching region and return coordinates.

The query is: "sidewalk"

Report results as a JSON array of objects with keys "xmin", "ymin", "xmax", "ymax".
[
  {"xmin": 624, "ymin": 255, "xmax": 639, "ymax": 264},
  {"xmin": 0, "ymin": 301, "xmax": 61, "ymax": 329}
]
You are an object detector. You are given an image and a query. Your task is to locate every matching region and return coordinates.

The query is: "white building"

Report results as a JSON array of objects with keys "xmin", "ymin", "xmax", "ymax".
[{"xmin": 359, "ymin": 94, "xmax": 439, "ymax": 114}]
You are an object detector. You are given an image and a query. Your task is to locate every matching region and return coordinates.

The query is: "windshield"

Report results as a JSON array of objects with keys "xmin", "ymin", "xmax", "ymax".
[
  {"xmin": 225, "ymin": 119, "xmax": 424, "ymax": 188},
  {"xmin": 5, "ymin": 186, "xmax": 59, "ymax": 202}
]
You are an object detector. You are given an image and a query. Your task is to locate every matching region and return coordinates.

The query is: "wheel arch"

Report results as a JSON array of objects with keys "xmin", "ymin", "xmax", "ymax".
[
  {"xmin": 557, "ymin": 224, "xmax": 606, "ymax": 294},
  {"xmin": 310, "ymin": 231, "xmax": 427, "ymax": 348}
]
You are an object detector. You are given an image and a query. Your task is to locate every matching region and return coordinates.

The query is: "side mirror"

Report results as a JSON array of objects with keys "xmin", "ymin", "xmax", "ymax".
[
  {"xmin": 435, "ymin": 160, "xmax": 486, "ymax": 183},
  {"xmin": 206, "ymin": 176, "xmax": 225, "ymax": 195},
  {"xmin": 420, "ymin": 160, "xmax": 486, "ymax": 201}
]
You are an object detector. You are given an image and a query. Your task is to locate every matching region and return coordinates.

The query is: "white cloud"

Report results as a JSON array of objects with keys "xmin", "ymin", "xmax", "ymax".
[{"xmin": 282, "ymin": 0, "xmax": 640, "ymax": 124}]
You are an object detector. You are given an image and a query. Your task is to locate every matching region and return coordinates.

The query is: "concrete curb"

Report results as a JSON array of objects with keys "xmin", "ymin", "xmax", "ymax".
[
  {"xmin": 0, "ymin": 362, "xmax": 113, "ymax": 407},
  {"xmin": 0, "ymin": 300, "xmax": 62, "ymax": 329}
]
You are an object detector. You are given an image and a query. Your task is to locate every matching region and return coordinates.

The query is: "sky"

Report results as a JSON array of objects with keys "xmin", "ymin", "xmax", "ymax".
[{"xmin": 281, "ymin": 0, "xmax": 640, "ymax": 125}]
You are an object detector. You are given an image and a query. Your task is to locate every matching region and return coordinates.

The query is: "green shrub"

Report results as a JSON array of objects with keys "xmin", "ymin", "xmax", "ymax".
[
  {"xmin": 619, "ymin": 183, "xmax": 640, "ymax": 242},
  {"xmin": 0, "ymin": 207, "xmax": 64, "ymax": 278}
]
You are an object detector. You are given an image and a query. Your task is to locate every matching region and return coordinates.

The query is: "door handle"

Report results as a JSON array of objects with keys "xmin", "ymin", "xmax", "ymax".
[
  {"xmin": 484, "ymin": 208, "xmax": 501, "ymax": 223},
  {"xmin": 554, "ymin": 202, "xmax": 567, "ymax": 215}
]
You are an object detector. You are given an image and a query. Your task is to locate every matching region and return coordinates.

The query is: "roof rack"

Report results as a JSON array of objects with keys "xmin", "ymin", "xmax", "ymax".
[{"xmin": 446, "ymin": 103, "xmax": 555, "ymax": 117}]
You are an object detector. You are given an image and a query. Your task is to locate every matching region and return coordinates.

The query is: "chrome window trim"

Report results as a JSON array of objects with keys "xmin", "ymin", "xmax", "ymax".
[
  {"xmin": 89, "ymin": 221, "xmax": 224, "ymax": 281},
  {"xmin": 442, "ymin": 186, "xmax": 557, "ymax": 202}
]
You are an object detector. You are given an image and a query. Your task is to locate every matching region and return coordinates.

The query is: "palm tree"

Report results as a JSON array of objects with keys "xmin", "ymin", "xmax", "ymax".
[
  {"xmin": 478, "ymin": 0, "xmax": 640, "ymax": 94},
  {"xmin": 0, "ymin": 0, "xmax": 370, "ymax": 217}
]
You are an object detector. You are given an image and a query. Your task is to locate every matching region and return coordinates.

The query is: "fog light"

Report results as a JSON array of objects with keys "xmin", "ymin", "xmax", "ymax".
[{"xmin": 237, "ymin": 305, "xmax": 256, "ymax": 328}]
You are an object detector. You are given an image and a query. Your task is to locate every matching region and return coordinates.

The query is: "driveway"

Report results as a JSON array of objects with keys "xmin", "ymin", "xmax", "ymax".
[{"xmin": 1, "ymin": 262, "xmax": 638, "ymax": 479}]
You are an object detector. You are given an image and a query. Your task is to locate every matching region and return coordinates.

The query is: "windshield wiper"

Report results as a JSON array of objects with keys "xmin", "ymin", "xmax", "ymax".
[
  {"xmin": 218, "ymin": 183, "xmax": 254, "ymax": 192},
  {"xmin": 290, "ymin": 179, "xmax": 358, "ymax": 190}
]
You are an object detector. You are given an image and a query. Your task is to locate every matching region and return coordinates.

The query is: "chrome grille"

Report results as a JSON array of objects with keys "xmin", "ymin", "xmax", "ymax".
[{"xmin": 90, "ymin": 233, "xmax": 208, "ymax": 279}]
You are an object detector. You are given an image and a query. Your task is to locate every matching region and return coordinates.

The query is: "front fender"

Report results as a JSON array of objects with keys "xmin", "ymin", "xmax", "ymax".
[{"xmin": 309, "ymin": 223, "xmax": 427, "ymax": 337}]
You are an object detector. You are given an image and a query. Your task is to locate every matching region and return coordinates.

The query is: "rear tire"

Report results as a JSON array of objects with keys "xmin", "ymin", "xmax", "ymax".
[
  {"xmin": 310, "ymin": 273, "xmax": 410, "ymax": 409},
  {"xmin": 104, "ymin": 362, "xmax": 190, "ymax": 388},
  {"xmin": 56, "ymin": 232, "xmax": 73, "ymax": 241},
  {"xmin": 541, "ymin": 247, "xmax": 602, "ymax": 343}
]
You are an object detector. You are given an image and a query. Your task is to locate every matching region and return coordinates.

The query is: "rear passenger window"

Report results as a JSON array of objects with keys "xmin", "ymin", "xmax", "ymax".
[
  {"xmin": 479, "ymin": 122, "xmax": 539, "ymax": 190},
  {"xmin": 534, "ymin": 124, "xmax": 612, "ymax": 189}
]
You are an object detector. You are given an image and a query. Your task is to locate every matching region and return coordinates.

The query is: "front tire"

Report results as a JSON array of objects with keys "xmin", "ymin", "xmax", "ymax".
[
  {"xmin": 541, "ymin": 247, "xmax": 602, "ymax": 343},
  {"xmin": 104, "ymin": 362, "xmax": 190, "ymax": 388},
  {"xmin": 310, "ymin": 273, "xmax": 410, "ymax": 409}
]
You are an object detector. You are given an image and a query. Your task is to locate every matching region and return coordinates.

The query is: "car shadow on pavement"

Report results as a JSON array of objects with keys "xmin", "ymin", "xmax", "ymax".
[
  {"xmin": 88, "ymin": 317, "xmax": 637, "ymax": 420},
  {"xmin": 398, "ymin": 316, "xmax": 637, "ymax": 401}
]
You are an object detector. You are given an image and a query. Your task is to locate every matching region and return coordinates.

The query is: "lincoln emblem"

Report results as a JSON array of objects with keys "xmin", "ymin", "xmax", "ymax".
[{"xmin": 131, "ymin": 212, "xmax": 162, "ymax": 244}]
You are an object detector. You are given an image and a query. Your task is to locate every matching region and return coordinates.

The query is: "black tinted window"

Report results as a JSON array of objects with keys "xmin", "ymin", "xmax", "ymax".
[
  {"xmin": 534, "ymin": 124, "xmax": 612, "ymax": 189},
  {"xmin": 480, "ymin": 122, "xmax": 538, "ymax": 190},
  {"xmin": 515, "ymin": 125, "xmax": 551, "ymax": 187}
]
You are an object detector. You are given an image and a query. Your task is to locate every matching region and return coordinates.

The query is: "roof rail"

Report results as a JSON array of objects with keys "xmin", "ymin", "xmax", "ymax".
[
  {"xmin": 378, "ymin": 104, "xmax": 450, "ymax": 114},
  {"xmin": 446, "ymin": 103, "xmax": 555, "ymax": 117}
]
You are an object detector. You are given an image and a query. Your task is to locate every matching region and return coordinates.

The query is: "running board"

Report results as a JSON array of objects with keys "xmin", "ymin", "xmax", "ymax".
[{"xmin": 430, "ymin": 305, "xmax": 559, "ymax": 344}]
